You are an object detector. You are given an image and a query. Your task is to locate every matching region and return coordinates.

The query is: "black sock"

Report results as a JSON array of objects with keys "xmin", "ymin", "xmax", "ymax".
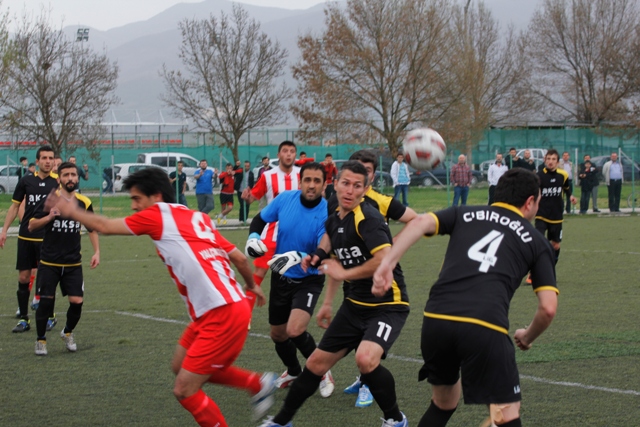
[
  {"xmin": 36, "ymin": 297, "xmax": 55, "ymax": 337},
  {"xmin": 418, "ymin": 400, "xmax": 457, "ymax": 427},
  {"xmin": 290, "ymin": 331, "xmax": 317, "ymax": 359},
  {"xmin": 554, "ymin": 248, "xmax": 560, "ymax": 264},
  {"xmin": 273, "ymin": 368, "xmax": 322, "ymax": 425},
  {"xmin": 274, "ymin": 339, "xmax": 302, "ymax": 376},
  {"xmin": 361, "ymin": 364, "xmax": 402, "ymax": 422},
  {"xmin": 65, "ymin": 302, "xmax": 83, "ymax": 333},
  {"xmin": 497, "ymin": 418, "xmax": 522, "ymax": 427},
  {"xmin": 17, "ymin": 282, "xmax": 30, "ymax": 319}
]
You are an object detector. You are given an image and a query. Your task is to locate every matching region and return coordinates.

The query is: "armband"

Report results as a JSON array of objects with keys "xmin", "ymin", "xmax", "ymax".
[{"xmin": 309, "ymin": 248, "xmax": 330, "ymax": 267}]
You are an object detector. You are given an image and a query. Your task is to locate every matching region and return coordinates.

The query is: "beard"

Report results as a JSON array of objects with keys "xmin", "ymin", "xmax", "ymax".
[{"xmin": 64, "ymin": 181, "xmax": 78, "ymax": 192}]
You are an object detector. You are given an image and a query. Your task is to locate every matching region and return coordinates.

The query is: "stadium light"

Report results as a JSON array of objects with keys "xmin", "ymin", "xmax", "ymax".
[{"xmin": 76, "ymin": 28, "xmax": 90, "ymax": 42}]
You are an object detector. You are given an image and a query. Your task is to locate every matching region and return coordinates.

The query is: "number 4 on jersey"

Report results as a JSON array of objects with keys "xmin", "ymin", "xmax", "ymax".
[{"xmin": 468, "ymin": 230, "xmax": 504, "ymax": 273}]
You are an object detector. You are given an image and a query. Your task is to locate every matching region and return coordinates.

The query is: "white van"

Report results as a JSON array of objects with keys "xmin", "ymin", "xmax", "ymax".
[{"xmin": 136, "ymin": 152, "xmax": 216, "ymax": 190}]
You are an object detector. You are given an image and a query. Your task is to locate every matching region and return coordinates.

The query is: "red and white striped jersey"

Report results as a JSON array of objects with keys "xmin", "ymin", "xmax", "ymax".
[
  {"xmin": 124, "ymin": 203, "xmax": 245, "ymax": 321},
  {"xmin": 250, "ymin": 166, "xmax": 301, "ymax": 243}
]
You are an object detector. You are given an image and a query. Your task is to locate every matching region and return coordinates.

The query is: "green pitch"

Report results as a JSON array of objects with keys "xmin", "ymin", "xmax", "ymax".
[{"xmin": 0, "ymin": 194, "xmax": 638, "ymax": 426}]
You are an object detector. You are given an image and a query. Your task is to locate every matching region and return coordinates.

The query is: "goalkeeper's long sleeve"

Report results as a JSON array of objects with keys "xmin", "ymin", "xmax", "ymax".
[{"xmin": 248, "ymin": 212, "xmax": 267, "ymax": 235}]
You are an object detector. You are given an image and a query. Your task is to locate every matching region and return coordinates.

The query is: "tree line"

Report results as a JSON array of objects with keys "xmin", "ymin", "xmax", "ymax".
[{"xmin": 2, "ymin": 0, "xmax": 640, "ymax": 162}]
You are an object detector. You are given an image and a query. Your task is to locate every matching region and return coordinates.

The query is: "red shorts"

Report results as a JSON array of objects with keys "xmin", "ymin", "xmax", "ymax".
[
  {"xmin": 253, "ymin": 239, "xmax": 276, "ymax": 270},
  {"xmin": 178, "ymin": 300, "xmax": 251, "ymax": 375}
]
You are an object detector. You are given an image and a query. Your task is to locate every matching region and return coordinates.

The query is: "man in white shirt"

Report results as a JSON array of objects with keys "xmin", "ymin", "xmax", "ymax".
[
  {"xmin": 559, "ymin": 152, "xmax": 574, "ymax": 213},
  {"xmin": 487, "ymin": 153, "xmax": 508, "ymax": 205},
  {"xmin": 603, "ymin": 152, "xmax": 624, "ymax": 212},
  {"xmin": 390, "ymin": 154, "xmax": 411, "ymax": 207}
]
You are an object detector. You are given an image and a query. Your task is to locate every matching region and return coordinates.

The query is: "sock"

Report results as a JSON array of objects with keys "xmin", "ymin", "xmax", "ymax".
[
  {"xmin": 290, "ymin": 331, "xmax": 317, "ymax": 359},
  {"xmin": 246, "ymin": 274, "xmax": 263, "ymax": 310},
  {"xmin": 36, "ymin": 297, "xmax": 55, "ymax": 337},
  {"xmin": 497, "ymin": 418, "xmax": 522, "ymax": 427},
  {"xmin": 208, "ymin": 366, "xmax": 261, "ymax": 395},
  {"xmin": 17, "ymin": 282, "xmax": 30, "ymax": 319},
  {"xmin": 418, "ymin": 401, "xmax": 457, "ymax": 427},
  {"xmin": 275, "ymin": 339, "xmax": 302, "ymax": 376},
  {"xmin": 178, "ymin": 390, "xmax": 227, "ymax": 427},
  {"xmin": 361, "ymin": 364, "xmax": 402, "ymax": 422},
  {"xmin": 65, "ymin": 302, "xmax": 83, "ymax": 333},
  {"xmin": 554, "ymin": 248, "xmax": 560, "ymax": 264},
  {"xmin": 273, "ymin": 368, "xmax": 323, "ymax": 425}
]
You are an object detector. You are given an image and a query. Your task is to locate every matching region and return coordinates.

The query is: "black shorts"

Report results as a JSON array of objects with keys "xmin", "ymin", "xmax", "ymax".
[
  {"xmin": 269, "ymin": 272, "xmax": 324, "ymax": 325},
  {"xmin": 535, "ymin": 219, "xmax": 562, "ymax": 243},
  {"xmin": 317, "ymin": 300, "xmax": 409, "ymax": 357},
  {"xmin": 36, "ymin": 264, "xmax": 84, "ymax": 298},
  {"xmin": 220, "ymin": 193, "xmax": 234, "ymax": 207},
  {"xmin": 420, "ymin": 317, "xmax": 521, "ymax": 405},
  {"xmin": 16, "ymin": 238, "xmax": 42, "ymax": 271}
]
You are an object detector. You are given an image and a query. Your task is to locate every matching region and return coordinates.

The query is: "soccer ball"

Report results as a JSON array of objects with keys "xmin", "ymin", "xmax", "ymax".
[{"xmin": 402, "ymin": 128, "xmax": 446, "ymax": 171}]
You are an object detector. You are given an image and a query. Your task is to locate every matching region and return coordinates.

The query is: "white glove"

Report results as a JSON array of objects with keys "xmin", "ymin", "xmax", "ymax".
[
  {"xmin": 245, "ymin": 232, "xmax": 268, "ymax": 258},
  {"xmin": 267, "ymin": 251, "xmax": 306, "ymax": 275}
]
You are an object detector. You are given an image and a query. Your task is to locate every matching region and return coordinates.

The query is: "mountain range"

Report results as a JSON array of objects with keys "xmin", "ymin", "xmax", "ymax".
[{"xmin": 60, "ymin": 0, "xmax": 542, "ymax": 125}]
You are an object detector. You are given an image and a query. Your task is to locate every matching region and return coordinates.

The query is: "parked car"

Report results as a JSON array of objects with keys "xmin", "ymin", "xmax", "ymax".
[
  {"xmin": 103, "ymin": 163, "xmax": 168, "ymax": 192},
  {"xmin": 136, "ymin": 152, "xmax": 218, "ymax": 190},
  {"xmin": 409, "ymin": 163, "xmax": 484, "ymax": 187},
  {"xmin": 0, "ymin": 164, "xmax": 21, "ymax": 194},
  {"xmin": 589, "ymin": 155, "xmax": 640, "ymax": 182}
]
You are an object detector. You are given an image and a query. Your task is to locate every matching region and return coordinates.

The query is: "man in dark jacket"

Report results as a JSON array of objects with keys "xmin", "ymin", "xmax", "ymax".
[{"xmin": 237, "ymin": 160, "xmax": 255, "ymax": 223}]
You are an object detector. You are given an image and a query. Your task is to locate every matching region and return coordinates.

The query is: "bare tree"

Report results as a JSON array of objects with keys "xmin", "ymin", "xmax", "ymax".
[
  {"xmin": 444, "ymin": 1, "xmax": 536, "ymax": 160},
  {"xmin": 526, "ymin": 0, "xmax": 640, "ymax": 124},
  {"xmin": 162, "ymin": 5, "xmax": 291, "ymax": 162},
  {"xmin": 0, "ymin": 1, "xmax": 12, "ymax": 114},
  {"xmin": 2, "ymin": 12, "xmax": 119, "ymax": 157},
  {"xmin": 292, "ymin": 0, "xmax": 460, "ymax": 157}
]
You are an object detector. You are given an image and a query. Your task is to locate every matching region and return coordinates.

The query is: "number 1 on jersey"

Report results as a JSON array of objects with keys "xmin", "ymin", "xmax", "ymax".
[{"xmin": 468, "ymin": 230, "xmax": 504, "ymax": 273}]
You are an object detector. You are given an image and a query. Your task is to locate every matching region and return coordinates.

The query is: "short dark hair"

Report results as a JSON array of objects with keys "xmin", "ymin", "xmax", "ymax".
[
  {"xmin": 28, "ymin": 162, "xmax": 36, "ymax": 168},
  {"xmin": 494, "ymin": 168, "xmax": 540, "ymax": 207},
  {"xmin": 177, "ymin": 160, "xmax": 184, "ymax": 165},
  {"xmin": 278, "ymin": 140, "xmax": 296, "ymax": 152},
  {"xmin": 300, "ymin": 161, "xmax": 326, "ymax": 182},
  {"xmin": 36, "ymin": 146, "xmax": 54, "ymax": 160},
  {"xmin": 57, "ymin": 162, "xmax": 77, "ymax": 175},
  {"xmin": 225, "ymin": 163, "xmax": 232, "ymax": 167},
  {"xmin": 338, "ymin": 160, "xmax": 369, "ymax": 186},
  {"xmin": 200, "ymin": 159, "xmax": 207, "ymax": 163},
  {"xmin": 349, "ymin": 150, "xmax": 378, "ymax": 172},
  {"xmin": 123, "ymin": 168, "xmax": 176, "ymax": 204},
  {"xmin": 325, "ymin": 153, "xmax": 333, "ymax": 158},
  {"xmin": 262, "ymin": 156, "xmax": 269, "ymax": 161},
  {"xmin": 68, "ymin": 155, "xmax": 76, "ymax": 161},
  {"xmin": 546, "ymin": 149, "xmax": 559, "ymax": 160},
  {"xmin": 19, "ymin": 156, "xmax": 27, "ymax": 162},
  {"xmin": 509, "ymin": 147, "xmax": 516, "ymax": 152},
  {"xmin": 300, "ymin": 151, "xmax": 307, "ymax": 156}
]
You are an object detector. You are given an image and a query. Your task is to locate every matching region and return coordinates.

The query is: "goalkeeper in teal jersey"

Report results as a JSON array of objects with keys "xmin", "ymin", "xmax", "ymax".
[{"xmin": 245, "ymin": 162, "xmax": 336, "ymax": 397}]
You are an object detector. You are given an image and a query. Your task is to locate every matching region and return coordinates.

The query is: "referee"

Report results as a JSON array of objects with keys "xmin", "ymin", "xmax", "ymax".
[
  {"xmin": 28, "ymin": 162, "xmax": 100, "ymax": 355},
  {"xmin": 374, "ymin": 168, "xmax": 559, "ymax": 427},
  {"xmin": 260, "ymin": 161, "xmax": 409, "ymax": 427}
]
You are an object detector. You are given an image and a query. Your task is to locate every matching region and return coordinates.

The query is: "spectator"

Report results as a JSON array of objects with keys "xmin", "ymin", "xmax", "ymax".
[
  {"xmin": 103, "ymin": 166, "xmax": 113, "ymax": 193},
  {"xmin": 578, "ymin": 160, "xmax": 597, "ymax": 214},
  {"xmin": 194, "ymin": 159, "xmax": 215, "ymax": 214},
  {"xmin": 450, "ymin": 154, "xmax": 473, "ymax": 206},
  {"xmin": 169, "ymin": 161, "xmax": 188, "ymax": 207},
  {"xmin": 516, "ymin": 149, "xmax": 537, "ymax": 171},
  {"xmin": 238, "ymin": 160, "xmax": 254, "ymax": 224},
  {"xmin": 487, "ymin": 153, "xmax": 508, "ymax": 205},
  {"xmin": 603, "ymin": 152, "xmax": 623, "ymax": 212},
  {"xmin": 18, "ymin": 157, "xmax": 29, "ymax": 179},
  {"xmin": 579, "ymin": 154, "xmax": 600, "ymax": 212},
  {"xmin": 294, "ymin": 151, "xmax": 315, "ymax": 166},
  {"xmin": 322, "ymin": 154, "xmax": 338, "ymax": 199},
  {"xmin": 27, "ymin": 163, "xmax": 36, "ymax": 175},
  {"xmin": 390, "ymin": 153, "xmax": 411, "ymax": 207},
  {"xmin": 504, "ymin": 147, "xmax": 519, "ymax": 169},
  {"xmin": 257, "ymin": 156, "xmax": 271, "ymax": 179},
  {"xmin": 559, "ymin": 152, "xmax": 574, "ymax": 213}
]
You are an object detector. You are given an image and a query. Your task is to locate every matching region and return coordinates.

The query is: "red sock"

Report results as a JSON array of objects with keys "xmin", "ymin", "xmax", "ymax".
[
  {"xmin": 178, "ymin": 390, "xmax": 227, "ymax": 427},
  {"xmin": 245, "ymin": 274, "xmax": 263, "ymax": 311},
  {"xmin": 209, "ymin": 366, "xmax": 261, "ymax": 395}
]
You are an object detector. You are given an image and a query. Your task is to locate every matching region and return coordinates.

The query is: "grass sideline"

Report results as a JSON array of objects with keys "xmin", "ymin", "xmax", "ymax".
[{"xmin": 0, "ymin": 201, "xmax": 639, "ymax": 426}]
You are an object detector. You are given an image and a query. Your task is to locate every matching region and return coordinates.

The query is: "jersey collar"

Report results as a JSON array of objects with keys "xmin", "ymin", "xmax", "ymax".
[{"xmin": 490, "ymin": 202, "xmax": 524, "ymax": 217}]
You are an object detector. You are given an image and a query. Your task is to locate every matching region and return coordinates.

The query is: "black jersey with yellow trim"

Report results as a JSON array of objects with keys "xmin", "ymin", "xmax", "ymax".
[
  {"xmin": 11, "ymin": 171, "xmax": 59, "ymax": 240},
  {"xmin": 536, "ymin": 167, "xmax": 570, "ymax": 223},
  {"xmin": 34, "ymin": 192, "xmax": 93, "ymax": 266},
  {"xmin": 325, "ymin": 201, "xmax": 409, "ymax": 307},
  {"xmin": 424, "ymin": 203, "xmax": 558, "ymax": 334},
  {"xmin": 326, "ymin": 187, "xmax": 406, "ymax": 222}
]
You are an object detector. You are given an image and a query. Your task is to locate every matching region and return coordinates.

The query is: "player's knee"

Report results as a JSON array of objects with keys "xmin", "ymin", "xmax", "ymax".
[
  {"xmin": 490, "ymin": 402, "xmax": 520, "ymax": 425},
  {"xmin": 270, "ymin": 329, "xmax": 288, "ymax": 342},
  {"xmin": 69, "ymin": 296, "xmax": 83, "ymax": 304},
  {"xmin": 286, "ymin": 323, "xmax": 308, "ymax": 338},
  {"xmin": 354, "ymin": 352, "xmax": 380, "ymax": 374}
]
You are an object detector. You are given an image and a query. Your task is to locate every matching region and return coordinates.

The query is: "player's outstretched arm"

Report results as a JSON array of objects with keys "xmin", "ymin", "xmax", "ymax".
[
  {"xmin": 0, "ymin": 202, "xmax": 20, "ymax": 248},
  {"xmin": 514, "ymin": 290, "xmax": 557, "ymax": 351},
  {"xmin": 229, "ymin": 249, "xmax": 266, "ymax": 307},
  {"xmin": 88, "ymin": 231, "xmax": 100, "ymax": 269}
]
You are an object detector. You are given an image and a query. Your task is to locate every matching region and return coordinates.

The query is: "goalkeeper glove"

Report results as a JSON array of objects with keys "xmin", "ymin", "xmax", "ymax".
[
  {"xmin": 245, "ymin": 232, "xmax": 268, "ymax": 258},
  {"xmin": 267, "ymin": 251, "xmax": 306, "ymax": 275}
]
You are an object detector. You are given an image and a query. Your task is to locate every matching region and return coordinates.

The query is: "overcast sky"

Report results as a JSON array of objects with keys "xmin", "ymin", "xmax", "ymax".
[{"xmin": 6, "ymin": 0, "xmax": 328, "ymax": 31}]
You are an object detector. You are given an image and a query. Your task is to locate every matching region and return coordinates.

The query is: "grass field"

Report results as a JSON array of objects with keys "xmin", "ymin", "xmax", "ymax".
[{"xmin": 0, "ymin": 191, "xmax": 639, "ymax": 426}]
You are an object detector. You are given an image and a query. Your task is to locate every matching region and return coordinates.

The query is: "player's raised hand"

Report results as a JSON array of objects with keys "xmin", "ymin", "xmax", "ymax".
[
  {"xmin": 267, "ymin": 251, "xmax": 305, "ymax": 275},
  {"xmin": 245, "ymin": 232, "xmax": 267, "ymax": 258}
]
